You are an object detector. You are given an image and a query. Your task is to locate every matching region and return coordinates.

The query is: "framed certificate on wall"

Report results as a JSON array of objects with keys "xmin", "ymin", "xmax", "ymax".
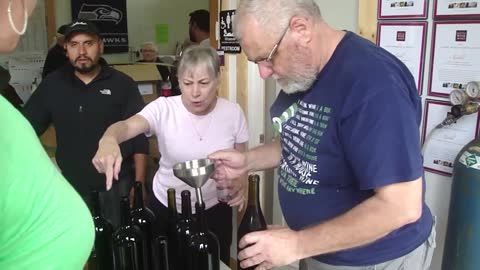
[
  {"xmin": 434, "ymin": 0, "xmax": 480, "ymax": 19},
  {"xmin": 377, "ymin": 22, "xmax": 427, "ymax": 94},
  {"xmin": 422, "ymin": 99, "xmax": 480, "ymax": 176},
  {"xmin": 378, "ymin": 0, "xmax": 428, "ymax": 19},
  {"xmin": 428, "ymin": 21, "xmax": 480, "ymax": 97}
]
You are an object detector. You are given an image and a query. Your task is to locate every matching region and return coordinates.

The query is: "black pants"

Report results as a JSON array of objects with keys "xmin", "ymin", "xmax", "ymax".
[
  {"xmin": 149, "ymin": 195, "xmax": 232, "ymax": 266},
  {"xmin": 82, "ymin": 177, "xmax": 133, "ymax": 229}
]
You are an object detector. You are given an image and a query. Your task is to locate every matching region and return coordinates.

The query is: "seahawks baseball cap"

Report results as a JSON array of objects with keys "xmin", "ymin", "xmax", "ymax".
[{"xmin": 64, "ymin": 19, "xmax": 100, "ymax": 40}]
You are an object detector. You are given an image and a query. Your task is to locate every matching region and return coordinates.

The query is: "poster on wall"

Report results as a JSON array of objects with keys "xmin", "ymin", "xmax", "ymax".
[
  {"xmin": 377, "ymin": 22, "xmax": 427, "ymax": 94},
  {"xmin": 422, "ymin": 99, "xmax": 479, "ymax": 176},
  {"xmin": 428, "ymin": 21, "xmax": 480, "ymax": 97},
  {"xmin": 71, "ymin": 0, "xmax": 128, "ymax": 54},
  {"xmin": 434, "ymin": 0, "xmax": 480, "ymax": 19},
  {"xmin": 378, "ymin": 0, "xmax": 428, "ymax": 19},
  {"xmin": 8, "ymin": 54, "xmax": 45, "ymax": 104},
  {"xmin": 219, "ymin": 10, "xmax": 241, "ymax": 54}
]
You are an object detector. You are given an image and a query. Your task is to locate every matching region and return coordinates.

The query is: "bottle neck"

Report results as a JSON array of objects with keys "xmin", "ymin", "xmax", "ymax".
[
  {"xmin": 247, "ymin": 176, "xmax": 261, "ymax": 208},
  {"xmin": 167, "ymin": 188, "xmax": 177, "ymax": 219},
  {"xmin": 195, "ymin": 202, "xmax": 208, "ymax": 231},
  {"xmin": 91, "ymin": 191, "xmax": 101, "ymax": 217},
  {"xmin": 120, "ymin": 196, "xmax": 131, "ymax": 226},
  {"xmin": 133, "ymin": 181, "xmax": 144, "ymax": 209},
  {"xmin": 181, "ymin": 190, "xmax": 192, "ymax": 219}
]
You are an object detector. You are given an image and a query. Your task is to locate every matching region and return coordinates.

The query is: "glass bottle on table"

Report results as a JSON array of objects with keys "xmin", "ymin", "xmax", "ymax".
[
  {"xmin": 237, "ymin": 174, "xmax": 267, "ymax": 270},
  {"xmin": 87, "ymin": 190, "xmax": 114, "ymax": 270},
  {"xmin": 113, "ymin": 196, "xmax": 145, "ymax": 270},
  {"xmin": 188, "ymin": 201, "xmax": 220, "ymax": 270},
  {"xmin": 153, "ymin": 235, "xmax": 169, "ymax": 270},
  {"xmin": 178, "ymin": 190, "xmax": 195, "ymax": 270},
  {"xmin": 166, "ymin": 188, "xmax": 180, "ymax": 270},
  {"xmin": 130, "ymin": 181, "xmax": 155, "ymax": 270}
]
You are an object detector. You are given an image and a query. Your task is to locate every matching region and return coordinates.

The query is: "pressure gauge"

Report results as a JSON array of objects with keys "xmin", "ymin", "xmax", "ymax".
[
  {"xmin": 465, "ymin": 81, "xmax": 480, "ymax": 99},
  {"xmin": 449, "ymin": 89, "xmax": 468, "ymax": 105}
]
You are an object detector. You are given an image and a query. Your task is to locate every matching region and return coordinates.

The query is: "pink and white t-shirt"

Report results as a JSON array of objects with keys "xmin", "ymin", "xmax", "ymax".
[{"xmin": 138, "ymin": 96, "xmax": 249, "ymax": 212}]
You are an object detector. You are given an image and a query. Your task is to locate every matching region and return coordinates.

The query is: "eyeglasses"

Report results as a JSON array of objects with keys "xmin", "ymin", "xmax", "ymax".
[{"xmin": 254, "ymin": 24, "xmax": 289, "ymax": 66}]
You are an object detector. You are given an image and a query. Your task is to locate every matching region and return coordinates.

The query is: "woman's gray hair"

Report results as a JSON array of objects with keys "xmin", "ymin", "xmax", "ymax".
[
  {"xmin": 177, "ymin": 45, "xmax": 220, "ymax": 79},
  {"xmin": 141, "ymin": 41, "xmax": 158, "ymax": 53},
  {"xmin": 234, "ymin": 0, "xmax": 322, "ymax": 41}
]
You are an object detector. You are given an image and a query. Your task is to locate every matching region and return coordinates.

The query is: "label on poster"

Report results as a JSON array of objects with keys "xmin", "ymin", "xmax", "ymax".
[{"xmin": 219, "ymin": 10, "xmax": 241, "ymax": 54}]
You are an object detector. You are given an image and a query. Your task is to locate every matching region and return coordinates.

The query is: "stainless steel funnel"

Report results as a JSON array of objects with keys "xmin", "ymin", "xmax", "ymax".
[{"xmin": 173, "ymin": 158, "xmax": 215, "ymax": 205}]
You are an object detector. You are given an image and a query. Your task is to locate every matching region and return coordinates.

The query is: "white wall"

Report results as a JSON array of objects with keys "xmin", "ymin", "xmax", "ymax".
[
  {"xmin": 315, "ymin": 0, "xmax": 359, "ymax": 32},
  {"xmin": 54, "ymin": 0, "xmax": 208, "ymax": 63}
]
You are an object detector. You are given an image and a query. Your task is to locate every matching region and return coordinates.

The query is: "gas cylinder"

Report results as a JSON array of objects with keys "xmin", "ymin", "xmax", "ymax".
[{"xmin": 442, "ymin": 138, "xmax": 480, "ymax": 270}]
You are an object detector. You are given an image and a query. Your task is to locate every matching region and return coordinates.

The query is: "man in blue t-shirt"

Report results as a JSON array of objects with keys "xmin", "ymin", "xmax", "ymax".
[{"xmin": 209, "ymin": 0, "xmax": 435, "ymax": 269}]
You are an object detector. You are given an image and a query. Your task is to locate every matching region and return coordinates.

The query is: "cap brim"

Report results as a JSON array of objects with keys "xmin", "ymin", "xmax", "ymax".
[{"xmin": 65, "ymin": 30, "xmax": 100, "ymax": 40}]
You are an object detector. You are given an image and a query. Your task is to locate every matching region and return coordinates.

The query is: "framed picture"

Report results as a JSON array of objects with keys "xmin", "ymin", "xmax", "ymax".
[
  {"xmin": 434, "ymin": 0, "xmax": 480, "ymax": 19},
  {"xmin": 378, "ymin": 0, "xmax": 428, "ymax": 19},
  {"xmin": 377, "ymin": 21, "xmax": 427, "ymax": 94},
  {"xmin": 428, "ymin": 21, "xmax": 480, "ymax": 97},
  {"xmin": 422, "ymin": 99, "xmax": 479, "ymax": 176}
]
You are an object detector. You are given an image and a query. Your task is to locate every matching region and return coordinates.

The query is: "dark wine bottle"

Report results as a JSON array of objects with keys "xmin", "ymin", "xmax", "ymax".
[
  {"xmin": 189, "ymin": 202, "xmax": 220, "ymax": 270},
  {"xmin": 166, "ymin": 188, "xmax": 180, "ymax": 270},
  {"xmin": 179, "ymin": 190, "xmax": 195, "ymax": 270},
  {"xmin": 153, "ymin": 235, "xmax": 169, "ymax": 270},
  {"xmin": 87, "ymin": 191, "xmax": 114, "ymax": 270},
  {"xmin": 113, "ymin": 196, "xmax": 145, "ymax": 270},
  {"xmin": 130, "ymin": 181, "xmax": 156, "ymax": 270},
  {"xmin": 237, "ymin": 174, "xmax": 267, "ymax": 270}
]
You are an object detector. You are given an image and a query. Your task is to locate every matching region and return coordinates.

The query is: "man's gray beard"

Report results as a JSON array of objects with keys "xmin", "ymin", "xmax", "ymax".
[
  {"xmin": 278, "ymin": 69, "xmax": 318, "ymax": 94},
  {"xmin": 277, "ymin": 47, "xmax": 318, "ymax": 94}
]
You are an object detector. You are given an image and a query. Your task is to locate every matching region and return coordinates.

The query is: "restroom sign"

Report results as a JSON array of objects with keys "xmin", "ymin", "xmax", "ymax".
[{"xmin": 219, "ymin": 10, "xmax": 241, "ymax": 54}]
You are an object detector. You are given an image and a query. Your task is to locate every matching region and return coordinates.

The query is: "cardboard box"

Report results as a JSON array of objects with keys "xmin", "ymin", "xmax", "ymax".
[{"xmin": 113, "ymin": 63, "xmax": 161, "ymax": 104}]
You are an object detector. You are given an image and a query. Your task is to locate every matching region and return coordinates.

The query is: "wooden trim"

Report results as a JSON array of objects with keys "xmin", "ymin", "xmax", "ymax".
[
  {"xmin": 209, "ymin": 0, "xmax": 219, "ymax": 48},
  {"xmin": 219, "ymin": 60, "xmax": 229, "ymax": 99},
  {"xmin": 45, "ymin": 0, "xmax": 56, "ymax": 45},
  {"xmin": 236, "ymin": 53, "xmax": 248, "ymax": 116},
  {"xmin": 358, "ymin": 0, "xmax": 378, "ymax": 43}
]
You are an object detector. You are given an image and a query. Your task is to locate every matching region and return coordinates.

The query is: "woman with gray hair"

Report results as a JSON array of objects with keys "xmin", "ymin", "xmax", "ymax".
[
  {"xmin": 138, "ymin": 41, "xmax": 172, "ymax": 85},
  {"xmin": 93, "ymin": 44, "xmax": 249, "ymax": 265}
]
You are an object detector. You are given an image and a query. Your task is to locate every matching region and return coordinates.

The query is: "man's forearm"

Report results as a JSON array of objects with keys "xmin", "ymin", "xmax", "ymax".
[
  {"xmin": 246, "ymin": 139, "xmax": 282, "ymax": 172},
  {"xmin": 296, "ymin": 179, "xmax": 423, "ymax": 260}
]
